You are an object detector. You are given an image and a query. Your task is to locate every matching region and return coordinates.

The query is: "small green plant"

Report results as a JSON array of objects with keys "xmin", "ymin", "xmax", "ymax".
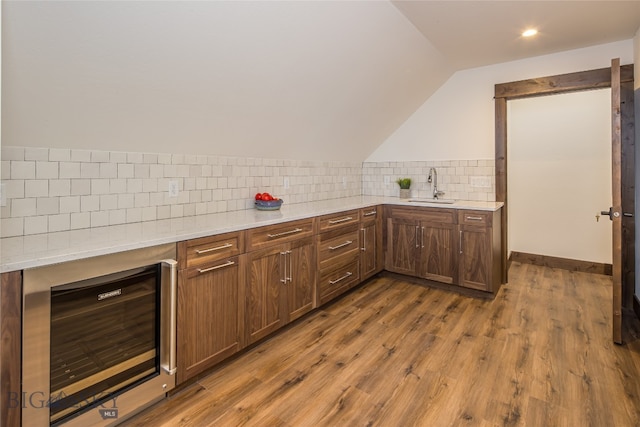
[{"xmin": 396, "ymin": 178, "xmax": 411, "ymax": 189}]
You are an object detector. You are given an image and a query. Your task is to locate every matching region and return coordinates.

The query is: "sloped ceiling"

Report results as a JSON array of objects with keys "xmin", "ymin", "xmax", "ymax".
[
  {"xmin": 3, "ymin": 1, "xmax": 640, "ymax": 163},
  {"xmin": 2, "ymin": 1, "xmax": 451, "ymax": 162},
  {"xmin": 393, "ymin": 0, "xmax": 640, "ymax": 70}
]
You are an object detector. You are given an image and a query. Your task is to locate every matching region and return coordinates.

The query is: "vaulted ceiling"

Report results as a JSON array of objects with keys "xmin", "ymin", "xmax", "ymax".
[{"xmin": 3, "ymin": 1, "xmax": 640, "ymax": 162}]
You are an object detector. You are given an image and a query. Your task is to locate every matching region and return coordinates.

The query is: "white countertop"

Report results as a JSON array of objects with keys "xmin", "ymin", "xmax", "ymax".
[{"xmin": 0, "ymin": 196, "xmax": 502, "ymax": 273}]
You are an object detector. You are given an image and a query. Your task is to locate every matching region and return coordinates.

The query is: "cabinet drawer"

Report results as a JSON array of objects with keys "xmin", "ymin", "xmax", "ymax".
[
  {"xmin": 360, "ymin": 206, "xmax": 379, "ymax": 224},
  {"xmin": 387, "ymin": 206, "xmax": 455, "ymax": 224},
  {"xmin": 318, "ymin": 256, "xmax": 360, "ymax": 304},
  {"xmin": 317, "ymin": 226, "xmax": 360, "ymax": 268},
  {"xmin": 178, "ymin": 231, "xmax": 244, "ymax": 269},
  {"xmin": 247, "ymin": 218, "xmax": 315, "ymax": 250},
  {"xmin": 459, "ymin": 210, "xmax": 491, "ymax": 227},
  {"xmin": 318, "ymin": 209, "xmax": 360, "ymax": 232}
]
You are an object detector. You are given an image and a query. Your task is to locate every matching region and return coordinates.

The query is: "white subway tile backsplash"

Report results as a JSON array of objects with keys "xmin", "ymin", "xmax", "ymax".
[
  {"xmin": 3, "ymin": 146, "xmax": 365, "ymax": 237},
  {"xmin": 37, "ymin": 197, "xmax": 60, "ymax": 215},
  {"xmin": 2, "ymin": 217, "xmax": 24, "ymax": 237},
  {"xmin": 60, "ymin": 162, "xmax": 81, "ymax": 179}
]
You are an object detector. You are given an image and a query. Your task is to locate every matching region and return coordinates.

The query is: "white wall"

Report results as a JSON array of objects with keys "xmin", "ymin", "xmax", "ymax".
[
  {"xmin": 366, "ymin": 39, "xmax": 634, "ymax": 162},
  {"xmin": 508, "ymin": 90, "xmax": 612, "ymax": 264},
  {"xmin": 1, "ymin": 1, "xmax": 451, "ymax": 163}
]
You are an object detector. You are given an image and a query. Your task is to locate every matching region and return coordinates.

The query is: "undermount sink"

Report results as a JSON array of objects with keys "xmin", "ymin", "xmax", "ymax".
[{"xmin": 407, "ymin": 198, "xmax": 456, "ymax": 205}]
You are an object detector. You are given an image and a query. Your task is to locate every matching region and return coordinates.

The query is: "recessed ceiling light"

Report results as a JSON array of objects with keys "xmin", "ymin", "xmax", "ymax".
[{"xmin": 522, "ymin": 29, "xmax": 538, "ymax": 38}]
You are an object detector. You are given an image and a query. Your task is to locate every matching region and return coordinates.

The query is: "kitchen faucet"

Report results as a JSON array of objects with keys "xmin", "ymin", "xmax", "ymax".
[{"xmin": 428, "ymin": 167, "xmax": 445, "ymax": 199}]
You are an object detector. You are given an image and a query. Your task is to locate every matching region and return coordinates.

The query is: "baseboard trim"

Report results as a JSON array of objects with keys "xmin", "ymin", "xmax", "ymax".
[
  {"xmin": 634, "ymin": 295, "xmax": 640, "ymax": 321},
  {"xmin": 509, "ymin": 251, "xmax": 612, "ymax": 276}
]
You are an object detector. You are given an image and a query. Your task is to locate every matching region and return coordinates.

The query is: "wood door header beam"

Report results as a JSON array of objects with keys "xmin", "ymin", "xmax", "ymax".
[{"xmin": 495, "ymin": 64, "xmax": 634, "ymax": 100}]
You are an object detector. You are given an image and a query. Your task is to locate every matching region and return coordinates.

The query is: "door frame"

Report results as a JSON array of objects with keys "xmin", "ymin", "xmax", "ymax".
[{"xmin": 494, "ymin": 64, "xmax": 635, "ymax": 306}]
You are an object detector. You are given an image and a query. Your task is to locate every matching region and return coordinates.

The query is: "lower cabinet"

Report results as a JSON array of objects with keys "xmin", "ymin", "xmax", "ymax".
[
  {"xmin": 360, "ymin": 206, "xmax": 383, "ymax": 281},
  {"xmin": 245, "ymin": 236, "xmax": 315, "ymax": 345},
  {"xmin": 177, "ymin": 255, "xmax": 243, "ymax": 383},
  {"xmin": 385, "ymin": 206, "xmax": 502, "ymax": 293},
  {"xmin": 176, "ymin": 231, "xmax": 245, "ymax": 384}
]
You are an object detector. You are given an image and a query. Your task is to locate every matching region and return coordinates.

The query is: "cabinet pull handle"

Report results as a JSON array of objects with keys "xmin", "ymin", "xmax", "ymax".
[
  {"xmin": 415, "ymin": 226, "xmax": 420, "ymax": 248},
  {"xmin": 162, "ymin": 259, "xmax": 178, "ymax": 376},
  {"xmin": 280, "ymin": 251, "xmax": 287, "ymax": 284},
  {"xmin": 361, "ymin": 228, "xmax": 366, "ymax": 251},
  {"xmin": 329, "ymin": 216, "xmax": 353, "ymax": 225},
  {"xmin": 459, "ymin": 230, "xmax": 463, "ymax": 254},
  {"xmin": 421, "ymin": 226, "xmax": 424, "ymax": 249},
  {"xmin": 287, "ymin": 250, "xmax": 292, "ymax": 283},
  {"xmin": 329, "ymin": 240, "xmax": 353, "ymax": 250},
  {"xmin": 363, "ymin": 211, "xmax": 377, "ymax": 217},
  {"xmin": 329, "ymin": 271, "xmax": 353, "ymax": 285},
  {"xmin": 465, "ymin": 216, "xmax": 483, "ymax": 221},
  {"xmin": 197, "ymin": 260, "xmax": 235, "ymax": 273},
  {"xmin": 195, "ymin": 243, "xmax": 233, "ymax": 254},
  {"xmin": 268, "ymin": 228, "xmax": 303, "ymax": 238}
]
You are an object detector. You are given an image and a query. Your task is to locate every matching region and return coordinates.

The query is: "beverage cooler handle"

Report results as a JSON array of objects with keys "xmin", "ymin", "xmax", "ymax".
[{"xmin": 163, "ymin": 259, "xmax": 178, "ymax": 375}]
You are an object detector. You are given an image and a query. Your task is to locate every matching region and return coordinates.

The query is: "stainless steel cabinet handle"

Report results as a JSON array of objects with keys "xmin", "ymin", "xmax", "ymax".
[
  {"xmin": 329, "ymin": 216, "xmax": 353, "ymax": 225},
  {"xmin": 459, "ymin": 230, "xmax": 463, "ymax": 254},
  {"xmin": 415, "ymin": 226, "xmax": 419, "ymax": 248},
  {"xmin": 329, "ymin": 271, "xmax": 353, "ymax": 285},
  {"xmin": 329, "ymin": 240, "xmax": 353, "ymax": 251},
  {"xmin": 268, "ymin": 228, "xmax": 303, "ymax": 238},
  {"xmin": 361, "ymin": 228, "xmax": 366, "ymax": 251},
  {"xmin": 363, "ymin": 211, "xmax": 377, "ymax": 217},
  {"xmin": 162, "ymin": 259, "xmax": 178, "ymax": 376},
  {"xmin": 280, "ymin": 251, "xmax": 287, "ymax": 284},
  {"xmin": 288, "ymin": 250, "xmax": 292, "ymax": 283},
  {"xmin": 465, "ymin": 216, "xmax": 483, "ymax": 221},
  {"xmin": 195, "ymin": 243, "xmax": 233, "ymax": 254},
  {"xmin": 421, "ymin": 226, "xmax": 424, "ymax": 249},
  {"xmin": 197, "ymin": 260, "xmax": 235, "ymax": 273}
]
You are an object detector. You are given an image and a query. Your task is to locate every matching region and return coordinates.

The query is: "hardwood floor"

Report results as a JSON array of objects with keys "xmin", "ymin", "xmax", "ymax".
[{"xmin": 124, "ymin": 262, "xmax": 640, "ymax": 427}]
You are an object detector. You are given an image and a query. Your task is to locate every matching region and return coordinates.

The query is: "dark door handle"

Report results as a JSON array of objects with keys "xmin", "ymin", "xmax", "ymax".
[{"xmin": 600, "ymin": 207, "xmax": 620, "ymax": 220}]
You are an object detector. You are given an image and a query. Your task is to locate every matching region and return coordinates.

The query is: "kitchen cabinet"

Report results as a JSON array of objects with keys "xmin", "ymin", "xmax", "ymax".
[
  {"xmin": 384, "ymin": 206, "xmax": 501, "ymax": 293},
  {"xmin": 360, "ymin": 206, "xmax": 383, "ymax": 281},
  {"xmin": 385, "ymin": 206, "xmax": 456, "ymax": 283},
  {"xmin": 316, "ymin": 210, "xmax": 361, "ymax": 305},
  {"xmin": 458, "ymin": 210, "xmax": 501, "ymax": 292},
  {"xmin": 245, "ymin": 219, "xmax": 315, "ymax": 345},
  {"xmin": 176, "ymin": 231, "xmax": 245, "ymax": 383}
]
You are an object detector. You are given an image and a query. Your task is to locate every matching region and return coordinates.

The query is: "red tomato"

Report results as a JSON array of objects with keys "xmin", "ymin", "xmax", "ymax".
[
  {"xmin": 255, "ymin": 193, "xmax": 262, "ymax": 200},
  {"xmin": 261, "ymin": 193, "xmax": 273, "ymax": 201}
]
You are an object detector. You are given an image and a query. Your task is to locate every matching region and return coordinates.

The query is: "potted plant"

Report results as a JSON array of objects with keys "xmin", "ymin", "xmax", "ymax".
[{"xmin": 396, "ymin": 178, "xmax": 411, "ymax": 199}]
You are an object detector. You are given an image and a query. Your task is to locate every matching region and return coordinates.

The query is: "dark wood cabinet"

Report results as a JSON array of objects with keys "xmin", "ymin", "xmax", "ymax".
[
  {"xmin": 385, "ymin": 206, "xmax": 501, "ymax": 293},
  {"xmin": 360, "ymin": 206, "xmax": 383, "ymax": 281},
  {"xmin": 457, "ymin": 210, "xmax": 501, "ymax": 292},
  {"xmin": 177, "ymin": 231, "xmax": 245, "ymax": 383},
  {"xmin": 246, "ymin": 219, "xmax": 316, "ymax": 345},
  {"xmin": 317, "ymin": 210, "xmax": 362, "ymax": 305}
]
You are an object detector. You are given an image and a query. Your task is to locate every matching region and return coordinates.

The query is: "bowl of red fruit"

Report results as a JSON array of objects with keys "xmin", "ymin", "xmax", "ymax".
[{"xmin": 254, "ymin": 192, "xmax": 283, "ymax": 210}]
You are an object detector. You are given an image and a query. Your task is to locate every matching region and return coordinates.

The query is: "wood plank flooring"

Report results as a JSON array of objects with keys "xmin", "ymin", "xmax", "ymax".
[{"xmin": 124, "ymin": 262, "xmax": 640, "ymax": 427}]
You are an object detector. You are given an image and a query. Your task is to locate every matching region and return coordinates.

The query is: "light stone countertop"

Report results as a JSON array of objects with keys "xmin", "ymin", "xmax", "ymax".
[{"xmin": 0, "ymin": 196, "xmax": 503, "ymax": 273}]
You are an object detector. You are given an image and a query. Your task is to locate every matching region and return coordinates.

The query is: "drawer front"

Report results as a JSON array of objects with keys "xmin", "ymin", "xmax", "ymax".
[
  {"xmin": 179, "ymin": 231, "xmax": 244, "ymax": 269},
  {"xmin": 247, "ymin": 218, "xmax": 315, "ymax": 250},
  {"xmin": 318, "ymin": 209, "xmax": 360, "ymax": 232},
  {"xmin": 459, "ymin": 210, "xmax": 491, "ymax": 227},
  {"xmin": 318, "ymin": 256, "xmax": 360, "ymax": 303},
  {"xmin": 387, "ymin": 206, "xmax": 455, "ymax": 224},
  {"xmin": 360, "ymin": 206, "xmax": 379, "ymax": 224},
  {"xmin": 318, "ymin": 227, "xmax": 360, "ymax": 269}
]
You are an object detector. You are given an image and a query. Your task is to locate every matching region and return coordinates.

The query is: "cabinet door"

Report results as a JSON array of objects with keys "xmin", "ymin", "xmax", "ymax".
[
  {"xmin": 246, "ymin": 246, "xmax": 287, "ymax": 344},
  {"xmin": 360, "ymin": 221, "xmax": 379, "ymax": 280},
  {"xmin": 459, "ymin": 226, "xmax": 491, "ymax": 291},
  {"xmin": 419, "ymin": 222, "xmax": 456, "ymax": 284},
  {"xmin": 287, "ymin": 237, "xmax": 315, "ymax": 322},
  {"xmin": 385, "ymin": 217, "xmax": 419, "ymax": 276},
  {"xmin": 178, "ymin": 256, "xmax": 241, "ymax": 383}
]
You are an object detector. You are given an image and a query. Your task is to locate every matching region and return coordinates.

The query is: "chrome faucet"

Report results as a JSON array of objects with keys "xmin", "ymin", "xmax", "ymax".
[{"xmin": 428, "ymin": 167, "xmax": 445, "ymax": 199}]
